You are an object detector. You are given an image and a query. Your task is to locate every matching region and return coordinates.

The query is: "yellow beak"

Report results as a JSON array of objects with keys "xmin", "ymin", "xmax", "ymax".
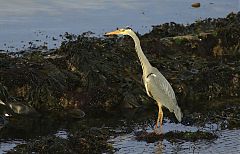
[{"xmin": 105, "ymin": 30, "xmax": 123, "ymax": 36}]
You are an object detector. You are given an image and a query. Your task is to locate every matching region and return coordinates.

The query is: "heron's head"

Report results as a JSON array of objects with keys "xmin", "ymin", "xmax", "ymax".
[{"xmin": 105, "ymin": 28, "xmax": 134, "ymax": 36}]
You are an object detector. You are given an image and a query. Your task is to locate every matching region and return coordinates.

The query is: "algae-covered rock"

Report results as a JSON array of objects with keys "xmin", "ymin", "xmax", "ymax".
[
  {"xmin": 0, "ymin": 12, "xmax": 240, "ymax": 117},
  {"xmin": 7, "ymin": 136, "xmax": 72, "ymax": 154},
  {"xmin": 8, "ymin": 128, "xmax": 113, "ymax": 154},
  {"xmin": 135, "ymin": 130, "xmax": 217, "ymax": 143}
]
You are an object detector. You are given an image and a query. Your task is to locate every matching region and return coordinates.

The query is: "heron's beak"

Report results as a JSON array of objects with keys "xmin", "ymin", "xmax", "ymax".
[{"xmin": 105, "ymin": 30, "xmax": 122, "ymax": 36}]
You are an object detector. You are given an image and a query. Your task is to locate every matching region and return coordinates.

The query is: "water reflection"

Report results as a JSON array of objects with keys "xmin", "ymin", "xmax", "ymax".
[
  {"xmin": 0, "ymin": 139, "xmax": 25, "ymax": 153},
  {"xmin": 111, "ymin": 124, "xmax": 240, "ymax": 154},
  {"xmin": 0, "ymin": 0, "xmax": 239, "ymax": 51},
  {"xmin": 54, "ymin": 130, "xmax": 68, "ymax": 139},
  {"xmin": 155, "ymin": 141, "xmax": 163, "ymax": 154}
]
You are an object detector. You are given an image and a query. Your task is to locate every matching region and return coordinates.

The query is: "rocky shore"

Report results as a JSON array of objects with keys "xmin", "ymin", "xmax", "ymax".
[{"xmin": 1, "ymin": 12, "xmax": 240, "ymax": 153}]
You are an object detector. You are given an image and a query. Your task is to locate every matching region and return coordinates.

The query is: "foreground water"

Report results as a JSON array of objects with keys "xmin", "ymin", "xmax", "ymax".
[
  {"xmin": 0, "ymin": 0, "xmax": 239, "ymax": 51},
  {"xmin": 111, "ymin": 125, "xmax": 240, "ymax": 154},
  {"xmin": 0, "ymin": 112, "xmax": 240, "ymax": 153}
]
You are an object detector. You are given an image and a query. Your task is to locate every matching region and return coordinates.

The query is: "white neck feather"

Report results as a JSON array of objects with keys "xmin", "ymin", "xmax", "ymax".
[{"xmin": 127, "ymin": 31, "xmax": 152, "ymax": 75}]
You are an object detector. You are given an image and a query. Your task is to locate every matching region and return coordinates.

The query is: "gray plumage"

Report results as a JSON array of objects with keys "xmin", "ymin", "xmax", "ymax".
[{"xmin": 144, "ymin": 67, "xmax": 183, "ymax": 122}]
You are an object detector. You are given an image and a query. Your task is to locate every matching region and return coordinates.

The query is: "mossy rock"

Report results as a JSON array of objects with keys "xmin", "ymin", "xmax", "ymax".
[{"xmin": 135, "ymin": 130, "xmax": 218, "ymax": 143}]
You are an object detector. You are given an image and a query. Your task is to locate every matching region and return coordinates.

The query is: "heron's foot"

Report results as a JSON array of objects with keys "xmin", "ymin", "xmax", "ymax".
[
  {"xmin": 154, "ymin": 124, "xmax": 163, "ymax": 134},
  {"xmin": 154, "ymin": 127, "xmax": 163, "ymax": 134}
]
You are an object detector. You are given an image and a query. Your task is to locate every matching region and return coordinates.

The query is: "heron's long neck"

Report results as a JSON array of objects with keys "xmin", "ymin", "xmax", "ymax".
[{"xmin": 130, "ymin": 33, "xmax": 152, "ymax": 75}]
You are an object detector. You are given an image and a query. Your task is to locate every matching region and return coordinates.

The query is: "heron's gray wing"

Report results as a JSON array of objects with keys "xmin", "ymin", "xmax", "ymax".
[{"xmin": 146, "ymin": 67, "xmax": 177, "ymax": 112}]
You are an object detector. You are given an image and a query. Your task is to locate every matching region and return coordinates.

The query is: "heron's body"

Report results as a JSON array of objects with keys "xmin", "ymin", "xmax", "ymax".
[
  {"xmin": 143, "ymin": 67, "xmax": 182, "ymax": 123},
  {"xmin": 105, "ymin": 28, "xmax": 183, "ymax": 131}
]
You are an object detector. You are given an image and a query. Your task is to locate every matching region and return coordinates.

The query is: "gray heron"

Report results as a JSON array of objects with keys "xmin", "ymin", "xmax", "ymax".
[{"xmin": 105, "ymin": 28, "xmax": 183, "ymax": 132}]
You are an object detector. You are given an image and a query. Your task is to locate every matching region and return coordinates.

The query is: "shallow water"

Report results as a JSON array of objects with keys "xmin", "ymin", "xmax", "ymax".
[
  {"xmin": 110, "ymin": 123, "xmax": 240, "ymax": 154},
  {"xmin": 0, "ymin": 0, "xmax": 239, "ymax": 51},
  {"xmin": 54, "ymin": 129, "xmax": 68, "ymax": 139},
  {"xmin": 0, "ymin": 139, "xmax": 25, "ymax": 153},
  {"xmin": 1, "ymin": 114, "xmax": 240, "ymax": 153}
]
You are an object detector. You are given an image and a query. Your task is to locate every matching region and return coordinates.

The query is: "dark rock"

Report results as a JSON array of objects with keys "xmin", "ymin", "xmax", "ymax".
[
  {"xmin": 135, "ymin": 130, "xmax": 217, "ymax": 143},
  {"xmin": 192, "ymin": 3, "xmax": 200, "ymax": 8},
  {"xmin": 8, "ymin": 128, "xmax": 113, "ymax": 154}
]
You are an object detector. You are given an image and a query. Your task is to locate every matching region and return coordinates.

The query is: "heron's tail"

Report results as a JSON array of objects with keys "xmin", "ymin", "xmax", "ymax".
[{"xmin": 174, "ymin": 105, "xmax": 183, "ymax": 122}]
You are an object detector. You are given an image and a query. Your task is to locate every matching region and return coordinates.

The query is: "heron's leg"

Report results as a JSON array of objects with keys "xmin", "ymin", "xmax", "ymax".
[
  {"xmin": 155, "ymin": 105, "xmax": 163, "ymax": 131},
  {"xmin": 155, "ymin": 112, "xmax": 160, "ymax": 129},
  {"xmin": 159, "ymin": 107, "xmax": 163, "ymax": 129}
]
